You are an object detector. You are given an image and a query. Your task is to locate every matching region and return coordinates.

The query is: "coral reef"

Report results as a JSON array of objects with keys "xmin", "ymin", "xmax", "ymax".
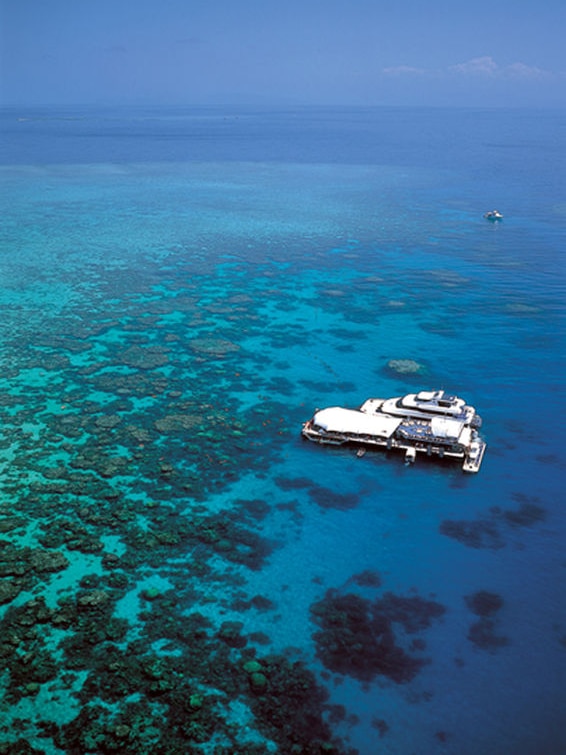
[
  {"xmin": 464, "ymin": 590, "xmax": 509, "ymax": 652},
  {"xmin": 0, "ymin": 256, "xmax": 360, "ymax": 754},
  {"xmin": 386, "ymin": 358, "xmax": 426, "ymax": 375},
  {"xmin": 465, "ymin": 590, "xmax": 504, "ymax": 618},
  {"xmin": 440, "ymin": 496, "xmax": 546, "ymax": 550},
  {"xmin": 439, "ymin": 518, "xmax": 504, "ymax": 549},
  {"xmin": 310, "ymin": 588, "xmax": 445, "ymax": 684}
]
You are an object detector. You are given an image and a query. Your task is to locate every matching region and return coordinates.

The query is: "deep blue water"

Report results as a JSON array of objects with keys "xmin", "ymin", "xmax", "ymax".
[{"xmin": 0, "ymin": 106, "xmax": 565, "ymax": 754}]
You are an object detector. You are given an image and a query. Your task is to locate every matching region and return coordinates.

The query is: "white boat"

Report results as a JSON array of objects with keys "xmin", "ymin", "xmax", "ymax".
[
  {"xmin": 483, "ymin": 209, "xmax": 503, "ymax": 221},
  {"xmin": 462, "ymin": 438, "xmax": 486, "ymax": 473},
  {"xmin": 302, "ymin": 390, "xmax": 486, "ymax": 473},
  {"xmin": 362, "ymin": 390, "xmax": 481, "ymax": 427},
  {"xmin": 405, "ymin": 447, "xmax": 417, "ymax": 464}
]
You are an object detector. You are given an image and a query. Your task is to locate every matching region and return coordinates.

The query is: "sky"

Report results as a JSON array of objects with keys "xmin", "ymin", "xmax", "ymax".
[{"xmin": 1, "ymin": 0, "xmax": 565, "ymax": 107}]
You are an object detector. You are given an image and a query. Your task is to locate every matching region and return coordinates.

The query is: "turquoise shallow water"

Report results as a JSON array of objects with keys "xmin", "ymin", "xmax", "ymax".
[{"xmin": 0, "ymin": 106, "xmax": 565, "ymax": 754}]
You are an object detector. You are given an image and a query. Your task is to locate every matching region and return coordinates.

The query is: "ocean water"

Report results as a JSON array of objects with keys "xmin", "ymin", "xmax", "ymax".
[{"xmin": 0, "ymin": 105, "xmax": 564, "ymax": 755}]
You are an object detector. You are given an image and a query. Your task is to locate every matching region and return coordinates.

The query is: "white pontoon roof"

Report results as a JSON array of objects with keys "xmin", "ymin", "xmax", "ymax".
[
  {"xmin": 313, "ymin": 407, "xmax": 402, "ymax": 438},
  {"xmin": 430, "ymin": 417, "xmax": 465, "ymax": 438}
]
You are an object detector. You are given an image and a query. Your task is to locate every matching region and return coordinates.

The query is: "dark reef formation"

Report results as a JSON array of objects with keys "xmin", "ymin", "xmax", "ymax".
[
  {"xmin": 439, "ymin": 518, "xmax": 504, "ymax": 550},
  {"xmin": 465, "ymin": 590, "xmax": 504, "ymax": 618},
  {"xmin": 276, "ymin": 475, "xmax": 360, "ymax": 511},
  {"xmin": 464, "ymin": 590, "xmax": 510, "ymax": 652},
  {"xmin": 440, "ymin": 496, "xmax": 546, "ymax": 550},
  {"xmin": 348, "ymin": 569, "xmax": 382, "ymax": 589},
  {"xmin": 310, "ymin": 588, "xmax": 445, "ymax": 685}
]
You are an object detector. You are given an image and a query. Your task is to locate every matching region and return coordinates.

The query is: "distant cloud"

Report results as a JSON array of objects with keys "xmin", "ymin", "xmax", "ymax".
[
  {"xmin": 382, "ymin": 56, "xmax": 551, "ymax": 80},
  {"xmin": 450, "ymin": 56, "xmax": 498, "ymax": 76},
  {"xmin": 449, "ymin": 56, "xmax": 548, "ymax": 79},
  {"xmin": 505, "ymin": 61, "xmax": 548, "ymax": 79}
]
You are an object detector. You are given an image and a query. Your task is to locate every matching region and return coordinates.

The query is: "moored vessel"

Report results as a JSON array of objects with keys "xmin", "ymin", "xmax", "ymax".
[
  {"xmin": 483, "ymin": 209, "xmax": 503, "ymax": 221},
  {"xmin": 302, "ymin": 390, "xmax": 486, "ymax": 473}
]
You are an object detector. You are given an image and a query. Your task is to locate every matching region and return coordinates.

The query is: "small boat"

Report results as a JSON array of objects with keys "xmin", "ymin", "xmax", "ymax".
[
  {"xmin": 404, "ymin": 447, "xmax": 417, "ymax": 465},
  {"xmin": 483, "ymin": 210, "xmax": 503, "ymax": 221}
]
